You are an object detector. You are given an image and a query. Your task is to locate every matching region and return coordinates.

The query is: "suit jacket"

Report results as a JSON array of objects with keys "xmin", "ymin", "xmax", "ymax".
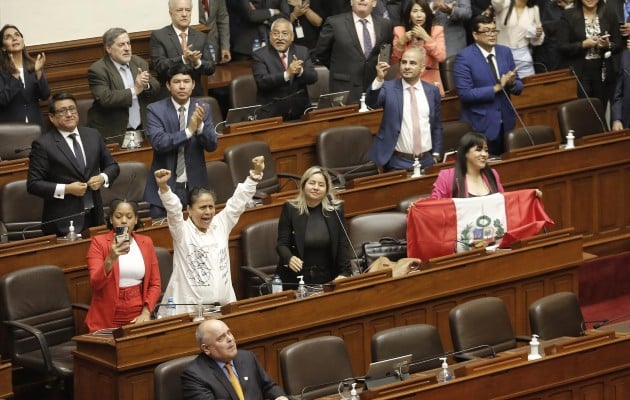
[
  {"xmin": 199, "ymin": 0, "xmax": 231, "ymax": 55},
  {"xmin": 612, "ymin": 50, "xmax": 630, "ymax": 127},
  {"xmin": 432, "ymin": 0, "xmax": 472, "ymax": 57},
  {"xmin": 252, "ymin": 43, "xmax": 318, "ymax": 120},
  {"xmin": 182, "ymin": 350, "xmax": 286, "ymax": 400},
  {"xmin": 0, "ymin": 68, "xmax": 50, "ymax": 127},
  {"xmin": 367, "ymin": 79, "xmax": 443, "ymax": 167},
  {"xmin": 143, "ymin": 97, "xmax": 217, "ymax": 208},
  {"xmin": 150, "ymin": 25, "xmax": 215, "ymax": 97},
  {"xmin": 315, "ymin": 12, "xmax": 393, "ymax": 103},
  {"xmin": 231, "ymin": 0, "xmax": 291, "ymax": 59},
  {"xmin": 26, "ymin": 126, "xmax": 120, "ymax": 235},
  {"xmin": 85, "ymin": 231, "xmax": 161, "ymax": 332},
  {"xmin": 87, "ymin": 55, "xmax": 160, "ymax": 140},
  {"xmin": 275, "ymin": 201, "xmax": 352, "ymax": 285},
  {"xmin": 454, "ymin": 44, "xmax": 523, "ymax": 140},
  {"xmin": 430, "ymin": 167, "xmax": 504, "ymax": 199}
]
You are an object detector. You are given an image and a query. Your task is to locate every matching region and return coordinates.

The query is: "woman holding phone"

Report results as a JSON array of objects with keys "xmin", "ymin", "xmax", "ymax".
[{"xmin": 85, "ymin": 199, "xmax": 161, "ymax": 332}]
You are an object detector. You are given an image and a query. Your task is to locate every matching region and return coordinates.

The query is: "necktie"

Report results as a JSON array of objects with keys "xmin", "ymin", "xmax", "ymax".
[
  {"xmin": 202, "ymin": 0, "xmax": 210, "ymax": 22},
  {"xmin": 180, "ymin": 31, "xmax": 187, "ymax": 52},
  {"xmin": 225, "ymin": 363, "xmax": 244, "ymax": 400},
  {"xmin": 69, "ymin": 133, "xmax": 94, "ymax": 209},
  {"xmin": 408, "ymin": 87, "xmax": 422, "ymax": 156},
  {"xmin": 360, "ymin": 19, "xmax": 373, "ymax": 58},
  {"xmin": 120, "ymin": 66, "xmax": 141, "ymax": 129},
  {"xmin": 280, "ymin": 52, "xmax": 288, "ymax": 70},
  {"xmin": 487, "ymin": 54, "xmax": 500, "ymax": 83},
  {"xmin": 176, "ymin": 106, "xmax": 186, "ymax": 179}
]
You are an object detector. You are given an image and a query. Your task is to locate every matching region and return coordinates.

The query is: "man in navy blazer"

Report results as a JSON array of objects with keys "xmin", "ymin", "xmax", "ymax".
[
  {"xmin": 367, "ymin": 47, "xmax": 443, "ymax": 172},
  {"xmin": 143, "ymin": 64, "xmax": 217, "ymax": 218},
  {"xmin": 182, "ymin": 319, "xmax": 288, "ymax": 400},
  {"xmin": 612, "ymin": 45, "xmax": 630, "ymax": 130},
  {"xmin": 252, "ymin": 18, "xmax": 318, "ymax": 120},
  {"xmin": 454, "ymin": 14, "xmax": 522, "ymax": 156}
]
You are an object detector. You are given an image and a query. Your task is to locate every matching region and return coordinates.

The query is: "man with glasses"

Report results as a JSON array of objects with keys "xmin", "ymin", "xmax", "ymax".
[
  {"xmin": 27, "ymin": 92, "xmax": 120, "ymax": 236},
  {"xmin": 150, "ymin": 0, "xmax": 215, "ymax": 97},
  {"xmin": 454, "ymin": 14, "xmax": 522, "ymax": 156},
  {"xmin": 252, "ymin": 18, "xmax": 317, "ymax": 120}
]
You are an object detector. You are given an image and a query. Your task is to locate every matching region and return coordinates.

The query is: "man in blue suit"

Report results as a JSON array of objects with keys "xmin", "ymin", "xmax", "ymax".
[
  {"xmin": 143, "ymin": 64, "xmax": 217, "ymax": 218},
  {"xmin": 454, "ymin": 14, "xmax": 522, "ymax": 156},
  {"xmin": 612, "ymin": 43, "xmax": 630, "ymax": 130},
  {"xmin": 367, "ymin": 47, "xmax": 442, "ymax": 172}
]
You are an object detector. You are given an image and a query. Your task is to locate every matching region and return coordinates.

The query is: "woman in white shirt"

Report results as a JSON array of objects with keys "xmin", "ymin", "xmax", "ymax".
[{"xmin": 492, "ymin": 0, "xmax": 545, "ymax": 78}]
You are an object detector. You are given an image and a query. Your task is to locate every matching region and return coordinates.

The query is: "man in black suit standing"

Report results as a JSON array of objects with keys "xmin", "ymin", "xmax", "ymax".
[
  {"xmin": 27, "ymin": 92, "xmax": 120, "ymax": 236},
  {"xmin": 252, "ymin": 18, "xmax": 318, "ymax": 120},
  {"xmin": 182, "ymin": 319, "xmax": 288, "ymax": 400},
  {"xmin": 315, "ymin": 0, "xmax": 393, "ymax": 103},
  {"xmin": 150, "ymin": 0, "xmax": 215, "ymax": 97}
]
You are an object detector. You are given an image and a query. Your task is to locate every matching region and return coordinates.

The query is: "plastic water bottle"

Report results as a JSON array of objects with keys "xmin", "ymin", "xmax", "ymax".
[
  {"xmin": 252, "ymin": 38, "xmax": 261, "ymax": 53},
  {"xmin": 296, "ymin": 275, "xmax": 308, "ymax": 299},
  {"xmin": 66, "ymin": 220, "xmax": 78, "ymax": 242},
  {"xmin": 436, "ymin": 357, "xmax": 454, "ymax": 383},
  {"xmin": 208, "ymin": 44, "xmax": 216, "ymax": 63},
  {"xmin": 166, "ymin": 296, "xmax": 176, "ymax": 317},
  {"xmin": 271, "ymin": 274, "xmax": 283, "ymax": 294}
]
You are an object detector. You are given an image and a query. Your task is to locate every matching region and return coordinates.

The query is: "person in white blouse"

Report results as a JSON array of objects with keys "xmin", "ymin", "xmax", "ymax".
[{"xmin": 492, "ymin": 0, "xmax": 545, "ymax": 77}]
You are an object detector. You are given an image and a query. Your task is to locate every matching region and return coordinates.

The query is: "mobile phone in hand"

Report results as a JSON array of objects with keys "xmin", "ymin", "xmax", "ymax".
[
  {"xmin": 114, "ymin": 226, "xmax": 130, "ymax": 244},
  {"xmin": 378, "ymin": 44, "xmax": 392, "ymax": 64}
]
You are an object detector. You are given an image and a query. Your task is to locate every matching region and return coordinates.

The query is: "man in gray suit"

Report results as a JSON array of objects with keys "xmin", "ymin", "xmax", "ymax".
[
  {"xmin": 150, "ymin": 0, "xmax": 215, "ymax": 97},
  {"xmin": 198, "ymin": 0, "xmax": 231, "ymax": 63},
  {"xmin": 432, "ymin": 0, "xmax": 472, "ymax": 57},
  {"xmin": 315, "ymin": 0, "xmax": 393, "ymax": 103},
  {"xmin": 87, "ymin": 28, "xmax": 160, "ymax": 141}
]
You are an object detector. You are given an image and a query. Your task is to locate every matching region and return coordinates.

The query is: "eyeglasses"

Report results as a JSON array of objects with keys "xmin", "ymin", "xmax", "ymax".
[
  {"xmin": 476, "ymin": 29, "xmax": 500, "ymax": 36},
  {"xmin": 54, "ymin": 107, "xmax": 78, "ymax": 116},
  {"xmin": 271, "ymin": 32, "xmax": 291, "ymax": 39}
]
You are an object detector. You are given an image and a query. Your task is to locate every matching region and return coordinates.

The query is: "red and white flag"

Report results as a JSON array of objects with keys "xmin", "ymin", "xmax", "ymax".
[{"xmin": 406, "ymin": 189, "xmax": 554, "ymax": 260}]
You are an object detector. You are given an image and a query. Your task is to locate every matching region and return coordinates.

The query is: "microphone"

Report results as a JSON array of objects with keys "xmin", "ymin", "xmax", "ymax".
[
  {"xmin": 592, "ymin": 312, "xmax": 630, "ymax": 329},
  {"xmin": 15, "ymin": 146, "xmax": 32, "ymax": 154},
  {"xmin": 20, "ymin": 209, "xmax": 87, "ymax": 240},
  {"xmin": 580, "ymin": 319, "xmax": 608, "ymax": 333},
  {"xmin": 510, "ymin": 59, "xmax": 549, "ymax": 73},
  {"xmin": 104, "ymin": 133, "xmax": 129, "ymax": 143},
  {"xmin": 569, "ymin": 66, "xmax": 608, "ymax": 133},
  {"xmin": 299, "ymin": 376, "xmax": 359, "ymax": 400},
  {"xmin": 152, "ymin": 302, "xmax": 221, "ymax": 319},
  {"xmin": 327, "ymin": 161, "xmax": 377, "ymax": 189},
  {"xmin": 500, "ymin": 85, "xmax": 536, "ymax": 147},
  {"xmin": 327, "ymin": 193, "xmax": 362, "ymax": 272},
  {"xmin": 403, "ymin": 344, "xmax": 497, "ymax": 371}
]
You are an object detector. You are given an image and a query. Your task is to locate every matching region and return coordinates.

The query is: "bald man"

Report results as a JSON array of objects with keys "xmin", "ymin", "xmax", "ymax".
[{"xmin": 181, "ymin": 320, "xmax": 288, "ymax": 400}]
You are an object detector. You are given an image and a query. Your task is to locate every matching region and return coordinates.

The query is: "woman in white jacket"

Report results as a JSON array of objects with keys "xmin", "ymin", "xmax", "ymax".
[{"xmin": 492, "ymin": 0, "xmax": 545, "ymax": 78}]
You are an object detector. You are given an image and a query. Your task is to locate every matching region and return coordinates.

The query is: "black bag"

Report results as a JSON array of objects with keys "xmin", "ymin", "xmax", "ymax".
[{"xmin": 361, "ymin": 237, "xmax": 407, "ymax": 271}]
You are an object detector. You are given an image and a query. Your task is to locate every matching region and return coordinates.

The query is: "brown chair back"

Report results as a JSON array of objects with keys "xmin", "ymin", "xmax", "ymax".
[
  {"xmin": 529, "ymin": 292, "xmax": 585, "ymax": 340},
  {"xmin": 229, "ymin": 74, "xmax": 257, "ymax": 109},
  {"xmin": 194, "ymin": 96, "xmax": 224, "ymax": 127},
  {"xmin": 205, "ymin": 161, "xmax": 235, "ymax": 204},
  {"xmin": 0, "ymin": 123, "xmax": 41, "ymax": 160},
  {"xmin": 505, "ymin": 125, "xmax": 556, "ymax": 152},
  {"xmin": 155, "ymin": 246, "xmax": 173, "ymax": 299},
  {"xmin": 0, "ymin": 179, "xmax": 44, "ymax": 240},
  {"xmin": 241, "ymin": 218, "xmax": 279, "ymax": 297},
  {"xmin": 442, "ymin": 120, "xmax": 472, "ymax": 154},
  {"xmin": 101, "ymin": 161, "xmax": 150, "ymax": 218},
  {"xmin": 441, "ymin": 55, "xmax": 457, "ymax": 92},
  {"xmin": 154, "ymin": 355, "xmax": 196, "ymax": 400},
  {"xmin": 371, "ymin": 324, "xmax": 445, "ymax": 373},
  {"xmin": 557, "ymin": 98, "xmax": 609, "ymax": 141},
  {"xmin": 224, "ymin": 141, "xmax": 280, "ymax": 195},
  {"xmin": 308, "ymin": 65, "xmax": 330, "ymax": 105}
]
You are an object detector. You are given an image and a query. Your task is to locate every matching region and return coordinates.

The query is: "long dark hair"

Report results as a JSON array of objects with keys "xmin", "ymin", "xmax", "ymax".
[
  {"xmin": 402, "ymin": 0, "xmax": 434, "ymax": 33},
  {"xmin": 452, "ymin": 132, "xmax": 500, "ymax": 198},
  {"xmin": 0, "ymin": 25, "xmax": 35, "ymax": 74},
  {"xmin": 503, "ymin": 0, "xmax": 537, "ymax": 26}
]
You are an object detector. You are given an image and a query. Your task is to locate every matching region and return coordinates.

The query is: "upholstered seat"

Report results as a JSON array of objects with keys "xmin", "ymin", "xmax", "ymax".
[
  {"xmin": 100, "ymin": 161, "xmax": 150, "ymax": 218},
  {"xmin": 529, "ymin": 292, "xmax": 585, "ymax": 340},
  {"xmin": 557, "ymin": 98, "xmax": 609, "ymax": 141},
  {"xmin": 154, "ymin": 355, "xmax": 196, "ymax": 400},
  {"xmin": 0, "ymin": 179, "xmax": 44, "ymax": 240},
  {"xmin": 205, "ymin": 160, "xmax": 235, "ymax": 205},
  {"xmin": 229, "ymin": 74, "xmax": 257, "ymax": 108},
  {"xmin": 241, "ymin": 218, "xmax": 279, "ymax": 298},
  {"xmin": 0, "ymin": 123, "xmax": 41, "ymax": 160},
  {"xmin": 505, "ymin": 125, "xmax": 556, "ymax": 152},
  {"xmin": 371, "ymin": 324, "xmax": 445, "ymax": 373}
]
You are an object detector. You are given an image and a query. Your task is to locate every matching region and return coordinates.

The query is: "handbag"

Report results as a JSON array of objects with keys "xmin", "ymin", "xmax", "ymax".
[{"xmin": 361, "ymin": 237, "xmax": 407, "ymax": 271}]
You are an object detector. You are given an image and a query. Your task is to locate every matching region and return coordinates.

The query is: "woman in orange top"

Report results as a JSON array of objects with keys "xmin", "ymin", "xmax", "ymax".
[{"xmin": 392, "ymin": 0, "xmax": 446, "ymax": 96}]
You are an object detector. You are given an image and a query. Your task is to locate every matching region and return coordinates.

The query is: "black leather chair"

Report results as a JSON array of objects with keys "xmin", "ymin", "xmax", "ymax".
[
  {"xmin": 316, "ymin": 125, "xmax": 379, "ymax": 188},
  {"xmin": 280, "ymin": 336, "xmax": 354, "ymax": 400},
  {"xmin": 371, "ymin": 324, "xmax": 445, "ymax": 373},
  {"xmin": 441, "ymin": 120, "xmax": 472, "ymax": 155},
  {"xmin": 0, "ymin": 123, "xmax": 41, "ymax": 160},
  {"xmin": 348, "ymin": 212, "xmax": 407, "ymax": 270},
  {"xmin": 194, "ymin": 96, "xmax": 224, "ymax": 129},
  {"xmin": 505, "ymin": 125, "xmax": 556, "ymax": 152},
  {"xmin": 205, "ymin": 160, "xmax": 235, "ymax": 205},
  {"xmin": 155, "ymin": 246, "xmax": 173, "ymax": 302},
  {"xmin": 529, "ymin": 292, "xmax": 585, "ymax": 340},
  {"xmin": 0, "ymin": 265, "xmax": 88, "ymax": 388},
  {"xmin": 101, "ymin": 161, "xmax": 150, "ymax": 219},
  {"xmin": 241, "ymin": 218, "xmax": 279, "ymax": 298},
  {"xmin": 396, "ymin": 194, "xmax": 430, "ymax": 213},
  {"xmin": 223, "ymin": 141, "xmax": 300, "ymax": 198},
  {"xmin": 440, "ymin": 55, "xmax": 457, "ymax": 93},
  {"xmin": 154, "ymin": 355, "xmax": 196, "ymax": 400},
  {"xmin": 307, "ymin": 65, "xmax": 330, "ymax": 105},
  {"xmin": 557, "ymin": 98, "xmax": 609, "ymax": 141},
  {"xmin": 449, "ymin": 297, "xmax": 527, "ymax": 360},
  {"xmin": 229, "ymin": 74, "xmax": 257, "ymax": 109},
  {"xmin": 0, "ymin": 179, "xmax": 44, "ymax": 240}
]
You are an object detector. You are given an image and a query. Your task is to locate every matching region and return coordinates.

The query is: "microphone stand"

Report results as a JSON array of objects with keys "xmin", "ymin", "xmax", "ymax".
[
  {"xmin": 21, "ymin": 210, "xmax": 87, "ymax": 240},
  {"xmin": 401, "ymin": 344, "xmax": 497, "ymax": 374},
  {"xmin": 569, "ymin": 66, "xmax": 608, "ymax": 134},
  {"xmin": 151, "ymin": 302, "xmax": 221, "ymax": 319},
  {"xmin": 328, "ymin": 194, "xmax": 362, "ymax": 272},
  {"xmin": 593, "ymin": 312, "xmax": 630, "ymax": 329},
  {"xmin": 326, "ymin": 161, "xmax": 377, "ymax": 189}
]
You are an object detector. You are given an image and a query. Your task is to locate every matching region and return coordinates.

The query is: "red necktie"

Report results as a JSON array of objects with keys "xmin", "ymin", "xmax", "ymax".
[{"xmin": 280, "ymin": 53, "xmax": 288, "ymax": 70}]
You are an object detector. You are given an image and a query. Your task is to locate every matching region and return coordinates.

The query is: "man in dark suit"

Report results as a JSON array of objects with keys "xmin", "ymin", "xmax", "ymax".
[
  {"xmin": 87, "ymin": 27, "xmax": 160, "ymax": 141},
  {"xmin": 143, "ymin": 64, "xmax": 217, "ymax": 218},
  {"xmin": 150, "ymin": 0, "xmax": 215, "ymax": 97},
  {"xmin": 27, "ymin": 92, "xmax": 120, "ymax": 236},
  {"xmin": 252, "ymin": 18, "xmax": 318, "ymax": 120},
  {"xmin": 182, "ymin": 319, "xmax": 288, "ymax": 400},
  {"xmin": 367, "ymin": 47, "xmax": 442, "ymax": 171},
  {"xmin": 612, "ymin": 42, "xmax": 630, "ymax": 130},
  {"xmin": 198, "ymin": 0, "xmax": 232, "ymax": 63},
  {"xmin": 315, "ymin": 0, "xmax": 394, "ymax": 103},
  {"xmin": 454, "ymin": 14, "xmax": 522, "ymax": 156}
]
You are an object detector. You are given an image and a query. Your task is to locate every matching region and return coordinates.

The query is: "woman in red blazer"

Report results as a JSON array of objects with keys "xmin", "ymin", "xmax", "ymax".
[{"xmin": 85, "ymin": 199, "xmax": 161, "ymax": 332}]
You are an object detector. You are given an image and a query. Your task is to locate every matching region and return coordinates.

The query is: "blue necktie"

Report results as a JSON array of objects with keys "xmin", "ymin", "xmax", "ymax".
[{"xmin": 360, "ymin": 19, "xmax": 373, "ymax": 58}]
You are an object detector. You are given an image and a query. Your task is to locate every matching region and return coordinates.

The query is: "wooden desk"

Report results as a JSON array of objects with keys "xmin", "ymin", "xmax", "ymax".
[
  {"xmin": 205, "ymin": 60, "xmax": 252, "ymax": 90},
  {"xmin": 359, "ymin": 331, "xmax": 630, "ymax": 399},
  {"xmin": 73, "ymin": 232, "xmax": 584, "ymax": 400},
  {"xmin": 0, "ymin": 362, "xmax": 11, "ymax": 400}
]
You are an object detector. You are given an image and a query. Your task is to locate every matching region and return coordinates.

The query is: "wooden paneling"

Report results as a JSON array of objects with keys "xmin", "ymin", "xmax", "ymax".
[{"xmin": 0, "ymin": 362, "xmax": 12, "ymax": 400}]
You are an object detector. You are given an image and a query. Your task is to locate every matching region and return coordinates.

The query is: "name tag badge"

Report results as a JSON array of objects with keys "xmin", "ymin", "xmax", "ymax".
[{"xmin": 295, "ymin": 24, "xmax": 304, "ymax": 39}]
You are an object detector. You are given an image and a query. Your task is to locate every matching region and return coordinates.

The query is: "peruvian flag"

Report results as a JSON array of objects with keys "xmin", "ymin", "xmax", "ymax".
[{"xmin": 406, "ymin": 189, "xmax": 554, "ymax": 260}]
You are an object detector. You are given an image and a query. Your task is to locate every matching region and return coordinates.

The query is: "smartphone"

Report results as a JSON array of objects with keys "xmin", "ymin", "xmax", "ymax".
[
  {"xmin": 378, "ymin": 44, "xmax": 392, "ymax": 64},
  {"xmin": 114, "ymin": 225, "xmax": 130, "ymax": 244}
]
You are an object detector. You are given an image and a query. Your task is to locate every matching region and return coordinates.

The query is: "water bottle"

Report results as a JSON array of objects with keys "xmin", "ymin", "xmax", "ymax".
[
  {"xmin": 208, "ymin": 44, "xmax": 216, "ymax": 63},
  {"xmin": 271, "ymin": 274, "xmax": 283, "ymax": 294},
  {"xmin": 166, "ymin": 296, "xmax": 176, "ymax": 317},
  {"xmin": 66, "ymin": 220, "xmax": 78, "ymax": 242},
  {"xmin": 252, "ymin": 38, "xmax": 261, "ymax": 53}
]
